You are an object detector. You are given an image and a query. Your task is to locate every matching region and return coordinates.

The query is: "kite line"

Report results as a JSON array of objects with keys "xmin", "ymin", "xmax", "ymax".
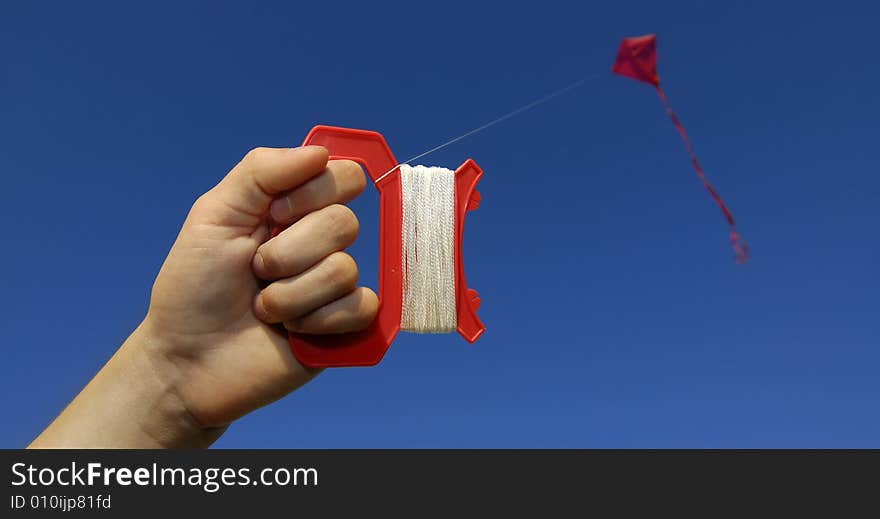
[
  {"xmin": 402, "ymin": 73, "xmax": 603, "ymax": 165},
  {"xmin": 375, "ymin": 72, "xmax": 603, "ymax": 183}
]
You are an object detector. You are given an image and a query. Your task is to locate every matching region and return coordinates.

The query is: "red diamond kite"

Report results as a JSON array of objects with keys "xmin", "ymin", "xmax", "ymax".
[{"xmin": 613, "ymin": 34, "xmax": 748, "ymax": 263}]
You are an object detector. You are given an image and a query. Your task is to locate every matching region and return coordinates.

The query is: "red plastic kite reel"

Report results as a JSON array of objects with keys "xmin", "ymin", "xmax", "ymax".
[{"xmin": 272, "ymin": 125, "xmax": 485, "ymax": 368}]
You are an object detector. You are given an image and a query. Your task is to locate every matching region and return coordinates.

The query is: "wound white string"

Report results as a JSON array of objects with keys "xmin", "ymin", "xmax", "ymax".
[{"xmin": 400, "ymin": 164, "xmax": 457, "ymax": 333}]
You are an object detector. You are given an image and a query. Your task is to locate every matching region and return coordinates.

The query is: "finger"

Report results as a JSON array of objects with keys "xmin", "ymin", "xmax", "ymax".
[
  {"xmin": 253, "ymin": 252, "xmax": 358, "ymax": 323},
  {"xmin": 284, "ymin": 287, "xmax": 379, "ymax": 334},
  {"xmin": 197, "ymin": 146, "xmax": 329, "ymax": 224},
  {"xmin": 252, "ymin": 204, "xmax": 359, "ymax": 280},
  {"xmin": 269, "ymin": 160, "xmax": 367, "ymax": 225}
]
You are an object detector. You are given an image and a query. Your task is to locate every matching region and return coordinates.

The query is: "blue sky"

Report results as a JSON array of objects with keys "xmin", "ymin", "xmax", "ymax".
[{"xmin": 1, "ymin": 1, "xmax": 877, "ymax": 447}]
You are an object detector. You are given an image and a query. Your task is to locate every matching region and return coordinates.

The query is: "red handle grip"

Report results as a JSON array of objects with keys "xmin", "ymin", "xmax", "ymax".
[{"xmin": 277, "ymin": 125, "xmax": 483, "ymax": 367}]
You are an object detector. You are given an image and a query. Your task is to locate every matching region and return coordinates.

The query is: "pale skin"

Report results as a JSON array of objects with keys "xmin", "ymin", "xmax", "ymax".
[{"xmin": 29, "ymin": 146, "xmax": 378, "ymax": 448}]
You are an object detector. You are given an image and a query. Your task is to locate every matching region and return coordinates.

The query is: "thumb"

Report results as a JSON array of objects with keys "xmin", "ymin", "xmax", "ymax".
[{"xmin": 194, "ymin": 146, "xmax": 329, "ymax": 228}]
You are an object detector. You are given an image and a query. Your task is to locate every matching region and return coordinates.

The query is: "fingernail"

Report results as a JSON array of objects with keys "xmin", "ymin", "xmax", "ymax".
[
  {"xmin": 270, "ymin": 195, "xmax": 294, "ymax": 222},
  {"xmin": 289, "ymin": 145, "xmax": 325, "ymax": 157},
  {"xmin": 254, "ymin": 294, "xmax": 270, "ymax": 321},
  {"xmin": 253, "ymin": 250, "xmax": 268, "ymax": 276}
]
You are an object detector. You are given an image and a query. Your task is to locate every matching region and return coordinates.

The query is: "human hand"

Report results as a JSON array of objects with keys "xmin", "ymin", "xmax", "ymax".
[
  {"xmin": 31, "ymin": 146, "xmax": 378, "ymax": 448},
  {"xmin": 147, "ymin": 145, "xmax": 379, "ymax": 428}
]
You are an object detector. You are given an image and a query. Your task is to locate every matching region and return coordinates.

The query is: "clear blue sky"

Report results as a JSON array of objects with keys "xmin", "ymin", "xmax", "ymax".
[{"xmin": 2, "ymin": 1, "xmax": 877, "ymax": 447}]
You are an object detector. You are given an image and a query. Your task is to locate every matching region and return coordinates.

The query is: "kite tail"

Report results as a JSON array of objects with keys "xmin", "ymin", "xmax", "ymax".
[{"xmin": 655, "ymin": 87, "xmax": 749, "ymax": 264}]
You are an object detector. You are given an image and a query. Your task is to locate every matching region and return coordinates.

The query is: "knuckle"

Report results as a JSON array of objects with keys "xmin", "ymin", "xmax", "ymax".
[
  {"xmin": 348, "ymin": 288, "xmax": 378, "ymax": 331},
  {"xmin": 358, "ymin": 288, "xmax": 379, "ymax": 317},
  {"xmin": 336, "ymin": 160, "xmax": 366, "ymax": 188},
  {"xmin": 351, "ymin": 311, "xmax": 374, "ymax": 330},
  {"xmin": 324, "ymin": 204, "xmax": 359, "ymax": 243},
  {"xmin": 324, "ymin": 252, "xmax": 358, "ymax": 288},
  {"xmin": 243, "ymin": 146, "xmax": 271, "ymax": 166},
  {"xmin": 189, "ymin": 193, "xmax": 213, "ymax": 216},
  {"xmin": 187, "ymin": 192, "xmax": 225, "ymax": 224}
]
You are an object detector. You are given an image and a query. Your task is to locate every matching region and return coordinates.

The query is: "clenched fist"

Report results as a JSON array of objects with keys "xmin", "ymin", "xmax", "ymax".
[{"xmin": 31, "ymin": 146, "xmax": 378, "ymax": 448}]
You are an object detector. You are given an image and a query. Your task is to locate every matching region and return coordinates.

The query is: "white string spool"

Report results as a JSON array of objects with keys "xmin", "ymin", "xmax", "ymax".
[{"xmin": 399, "ymin": 164, "xmax": 457, "ymax": 333}]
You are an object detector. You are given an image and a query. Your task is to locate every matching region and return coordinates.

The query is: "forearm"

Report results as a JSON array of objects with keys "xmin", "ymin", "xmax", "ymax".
[{"xmin": 29, "ymin": 322, "xmax": 219, "ymax": 449}]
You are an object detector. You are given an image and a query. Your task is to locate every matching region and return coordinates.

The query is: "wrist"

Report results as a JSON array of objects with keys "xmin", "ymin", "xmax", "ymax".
[
  {"xmin": 119, "ymin": 320, "xmax": 225, "ymax": 448},
  {"xmin": 30, "ymin": 321, "xmax": 222, "ymax": 449}
]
